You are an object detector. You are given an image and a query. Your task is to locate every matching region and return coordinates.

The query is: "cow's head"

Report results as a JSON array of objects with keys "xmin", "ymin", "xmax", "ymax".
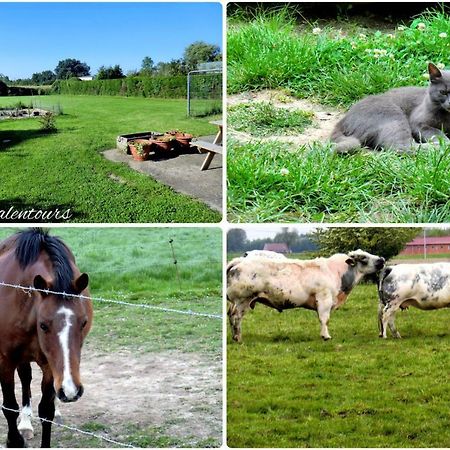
[{"xmin": 346, "ymin": 249, "xmax": 385, "ymax": 274}]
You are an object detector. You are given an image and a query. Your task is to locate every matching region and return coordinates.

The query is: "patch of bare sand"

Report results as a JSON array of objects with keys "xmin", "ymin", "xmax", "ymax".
[
  {"xmin": 0, "ymin": 347, "xmax": 222, "ymax": 447},
  {"xmin": 228, "ymin": 89, "xmax": 344, "ymax": 148}
]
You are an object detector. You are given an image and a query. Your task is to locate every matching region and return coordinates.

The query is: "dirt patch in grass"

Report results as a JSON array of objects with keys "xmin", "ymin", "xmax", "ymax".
[
  {"xmin": 228, "ymin": 90, "xmax": 343, "ymax": 148},
  {"xmin": 0, "ymin": 347, "xmax": 222, "ymax": 448}
]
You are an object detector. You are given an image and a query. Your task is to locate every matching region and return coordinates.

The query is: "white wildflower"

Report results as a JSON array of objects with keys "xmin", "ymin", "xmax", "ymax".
[
  {"xmin": 365, "ymin": 49, "xmax": 372, "ymax": 53},
  {"xmin": 422, "ymin": 73, "xmax": 429, "ymax": 79},
  {"xmin": 280, "ymin": 168, "xmax": 290, "ymax": 176},
  {"xmin": 397, "ymin": 25, "xmax": 406, "ymax": 31},
  {"xmin": 437, "ymin": 63, "xmax": 445, "ymax": 70},
  {"xmin": 386, "ymin": 33, "xmax": 395, "ymax": 39},
  {"xmin": 417, "ymin": 22, "xmax": 426, "ymax": 31},
  {"xmin": 439, "ymin": 32, "xmax": 448, "ymax": 38},
  {"xmin": 312, "ymin": 27, "xmax": 322, "ymax": 35},
  {"xmin": 351, "ymin": 42, "xmax": 357, "ymax": 49},
  {"xmin": 358, "ymin": 33, "xmax": 367, "ymax": 39}
]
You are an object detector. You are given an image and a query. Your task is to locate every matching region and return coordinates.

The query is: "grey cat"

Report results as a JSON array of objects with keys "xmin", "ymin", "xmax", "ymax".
[{"xmin": 331, "ymin": 63, "xmax": 450, "ymax": 153}]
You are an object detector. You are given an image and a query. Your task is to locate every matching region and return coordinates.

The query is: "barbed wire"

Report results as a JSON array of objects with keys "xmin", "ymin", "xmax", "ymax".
[
  {"xmin": 1, "ymin": 406, "xmax": 136, "ymax": 448},
  {"xmin": 0, "ymin": 282, "xmax": 222, "ymax": 320}
]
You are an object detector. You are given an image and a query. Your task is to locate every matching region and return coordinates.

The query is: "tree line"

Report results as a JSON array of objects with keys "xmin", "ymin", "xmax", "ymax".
[
  {"xmin": 228, "ymin": 227, "xmax": 424, "ymax": 261},
  {"xmin": 3, "ymin": 41, "xmax": 221, "ymax": 86}
]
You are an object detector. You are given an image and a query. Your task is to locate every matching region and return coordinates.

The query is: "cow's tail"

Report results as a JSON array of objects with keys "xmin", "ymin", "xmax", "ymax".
[{"xmin": 377, "ymin": 266, "xmax": 393, "ymax": 304}]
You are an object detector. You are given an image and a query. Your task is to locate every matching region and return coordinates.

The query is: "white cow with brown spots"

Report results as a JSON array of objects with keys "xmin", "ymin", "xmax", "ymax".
[{"xmin": 227, "ymin": 249, "xmax": 385, "ymax": 342}]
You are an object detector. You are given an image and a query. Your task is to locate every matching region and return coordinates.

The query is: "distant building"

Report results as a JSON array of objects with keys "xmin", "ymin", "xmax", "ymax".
[
  {"xmin": 78, "ymin": 76, "xmax": 93, "ymax": 81},
  {"xmin": 263, "ymin": 243, "xmax": 291, "ymax": 254},
  {"xmin": 400, "ymin": 236, "xmax": 450, "ymax": 255}
]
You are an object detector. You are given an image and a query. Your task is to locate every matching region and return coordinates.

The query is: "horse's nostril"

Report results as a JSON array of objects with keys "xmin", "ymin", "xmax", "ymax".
[{"xmin": 76, "ymin": 385, "xmax": 84, "ymax": 399}]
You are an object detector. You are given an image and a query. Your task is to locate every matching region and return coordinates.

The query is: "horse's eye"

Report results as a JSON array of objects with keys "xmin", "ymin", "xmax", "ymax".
[
  {"xmin": 40, "ymin": 323, "xmax": 49, "ymax": 333},
  {"xmin": 81, "ymin": 320, "xmax": 88, "ymax": 330}
]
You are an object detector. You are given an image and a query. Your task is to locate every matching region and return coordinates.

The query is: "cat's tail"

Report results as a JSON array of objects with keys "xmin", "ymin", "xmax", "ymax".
[{"xmin": 330, "ymin": 127, "xmax": 362, "ymax": 154}]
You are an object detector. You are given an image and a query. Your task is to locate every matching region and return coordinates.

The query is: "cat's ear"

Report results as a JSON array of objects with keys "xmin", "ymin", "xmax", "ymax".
[{"xmin": 429, "ymin": 62, "xmax": 442, "ymax": 83}]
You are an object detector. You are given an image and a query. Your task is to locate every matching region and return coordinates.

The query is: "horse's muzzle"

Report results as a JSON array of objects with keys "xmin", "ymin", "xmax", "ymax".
[{"xmin": 57, "ymin": 385, "xmax": 84, "ymax": 403}]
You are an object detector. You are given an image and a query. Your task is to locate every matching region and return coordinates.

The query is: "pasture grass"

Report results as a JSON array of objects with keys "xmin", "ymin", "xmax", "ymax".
[
  {"xmin": 0, "ymin": 95, "xmax": 220, "ymax": 223},
  {"xmin": 227, "ymin": 284, "xmax": 450, "ymax": 448},
  {"xmin": 0, "ymin": 227, "xmax": 222, "ymax": 354},
  {"xmin": 227, "ymin": 138, "xmax": 450, "ymax": 223},
  {"xmin": 228, "ymin": 7, "xmax": 450, "ymax": 107},
  {"xmin": 228, "ymin": 102, "xmax": 313, "ymax": 136}
]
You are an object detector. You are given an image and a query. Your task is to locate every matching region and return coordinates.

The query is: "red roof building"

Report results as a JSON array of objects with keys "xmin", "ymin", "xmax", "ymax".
[
  {"xmin": 400, "ymin": 236, "xmax": 450, "ymax": 255},
  {"xmin": 263, "ymin": 243, "xmax": 291, "ymax": 254}
]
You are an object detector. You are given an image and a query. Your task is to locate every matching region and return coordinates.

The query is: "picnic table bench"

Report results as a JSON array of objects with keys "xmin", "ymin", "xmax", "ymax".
[
  {"xmin": 191, "ymin": 119, "xmax": 223, "ymax": 170},
  {"xmin": 192, "ymin": 140, "xmax": 223, "ymax": 170}
]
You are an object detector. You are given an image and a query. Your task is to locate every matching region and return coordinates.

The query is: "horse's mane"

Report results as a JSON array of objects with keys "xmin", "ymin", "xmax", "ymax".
[{"xmin": 15, "ymin": 228, "xmax": 75, "ymax": 293}]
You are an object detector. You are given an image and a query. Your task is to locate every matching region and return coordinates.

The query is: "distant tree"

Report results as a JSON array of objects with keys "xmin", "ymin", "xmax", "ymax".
[
  {"xmin": 0, "ymin": 73, "xmax": 10, "ymax": 84},
  {"xmin": 183, "ymin": 41, "xmax": 221, "ymax": 71},
  {"xmin": 140, "ymin": 56, "xmax": 155, "ymax": 76},
  {"xmin": 312, "ymin": 227, "xmax": 419, "ymax": 261},
  {"xmin": 155, "ymin": 59, "xmax": 187, "ymax": 76},
  {"xmin": 31, "ymin": 70, "xmax": 56, "ymax": 85},
  {"xmin": 55, "ymin": 59, "xmax": 90, "ymax": 79},
  {"xmin": 0, "ymin": 80, "xmax": 8, "ymax": 96},
  {"xmin": 96, "ymin": 65, "xmax": 125, "ymax": 80},
  {"xmin": 227, "ymin": 229, "xmax": 247, "ymax": 252}
]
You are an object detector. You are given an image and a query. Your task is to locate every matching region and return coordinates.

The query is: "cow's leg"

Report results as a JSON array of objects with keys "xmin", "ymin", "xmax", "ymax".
[
  {"xmin": 38, "ymin": 364, "xmax": 56, "ymax": 448},
  {"xmin": 17, "ymin": 362, "xmax": 34, "ymax": 440},
  {"xmin": 0, "ymin": 362, "xmax": 25, "ymax": 448},
  {"xmin": 378, "ymin": 302, "xmax": 384, "ymax": 338},
  {"xmin": 381, "ymin": 303, "xmax": 401, "ymax": 339},
  {"xmin": 228, "ymin": 301, "xmax": 250, "ymax": 343},
  {"xmin": 316, "ymin": 291, "xmax": 333, "ymax": 340}
]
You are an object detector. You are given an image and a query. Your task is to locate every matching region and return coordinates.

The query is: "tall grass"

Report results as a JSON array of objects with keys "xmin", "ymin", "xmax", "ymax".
[
  {"xmin": 228, "ymin": 8, "xmax": 450, "ymax": 106},
  {"xmin": 227, "ymin": 138, "xmax": 450, "ymax": 223}
]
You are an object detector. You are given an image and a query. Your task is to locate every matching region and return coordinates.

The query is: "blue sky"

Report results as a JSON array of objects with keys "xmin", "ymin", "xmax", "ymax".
[{"xmin": 1, "ymin": 2, "xmax": 222, "ymax": 79}]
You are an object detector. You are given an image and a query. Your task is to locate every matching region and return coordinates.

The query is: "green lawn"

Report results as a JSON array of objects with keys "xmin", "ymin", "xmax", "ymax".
[
  {"xmin": 227, "ymin": 8, "xmax": 450, "ymax": 223},
  {"xmin": 0, "ymin": 227, "xmax": 222, "ymax": 447},
  {"xmin": 0, "ymin": 95, "xmax": 221, "ymax": 223},
  {"xmin": 227, "ymin": 284, "xmax": 450, "ymax": 448}
]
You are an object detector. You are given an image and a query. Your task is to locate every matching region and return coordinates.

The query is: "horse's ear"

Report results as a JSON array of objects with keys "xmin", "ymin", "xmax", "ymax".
[
  {"xmin": 33, "ymin": 275, "xmax": 49, "ymax": 296},
  {"xmin": 74, "ymin": 273, "xmax": 89, "ymax": 293}
]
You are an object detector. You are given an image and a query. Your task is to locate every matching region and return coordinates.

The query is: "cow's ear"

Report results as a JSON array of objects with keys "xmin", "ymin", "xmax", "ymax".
[{"xmin": 346, "ymin": 257, "xmax": 356, "ymax": 267}]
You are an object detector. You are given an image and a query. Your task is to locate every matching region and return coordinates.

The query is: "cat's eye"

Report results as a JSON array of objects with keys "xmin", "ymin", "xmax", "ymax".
[{"xmin": 440, "ymin": 90, "xmax": 448, "ymax": 95}]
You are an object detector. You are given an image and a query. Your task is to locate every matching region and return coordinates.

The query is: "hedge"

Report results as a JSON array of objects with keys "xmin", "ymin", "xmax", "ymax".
[
  {"xmin": 52, "ymin": 74, "xmax": 222, "ymax": 99},
  {"xmin": 52, "ymin": 76, "xmax": 185, "ymax": 98}
]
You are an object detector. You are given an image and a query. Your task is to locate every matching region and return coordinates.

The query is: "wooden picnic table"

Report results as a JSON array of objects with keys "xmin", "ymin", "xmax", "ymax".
[{"xmin": 192, "ymin": 119, "xmax": 223, "ymax": 170}]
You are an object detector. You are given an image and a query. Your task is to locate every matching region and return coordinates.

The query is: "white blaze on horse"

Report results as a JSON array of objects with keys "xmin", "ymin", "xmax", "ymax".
[
  {"xmin": 227, "ymin": 250, "xmax": 385, "ymax": 341},
  {"xmin": 0, "ymin": 228, "xmax": 93, "ymax": 448},
  {"xmin": 378, "ymin": 262, "xmax": 450, "ymax": 338}
]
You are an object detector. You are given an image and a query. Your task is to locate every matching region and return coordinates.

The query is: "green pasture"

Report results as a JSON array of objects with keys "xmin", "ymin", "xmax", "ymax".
[
  {"xmin": 227, "ymin": 8, "xmax": 450, "ymax": 223},
  {"xmin": 227, "ymin": 283, "xmax": 450, "ymax": 448},
  {"xmin": 0, "ymin": 227, "xmax": 222, "ymax": 447},
  {"xmin": 0, "ymin": 95, "xmax": 220, "ymax": 223}
]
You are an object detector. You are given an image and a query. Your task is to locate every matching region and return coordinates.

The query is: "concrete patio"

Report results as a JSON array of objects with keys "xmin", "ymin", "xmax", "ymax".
[{"xmin": 103, "ymin": 137, "xmax": 222, "ymax": 213}]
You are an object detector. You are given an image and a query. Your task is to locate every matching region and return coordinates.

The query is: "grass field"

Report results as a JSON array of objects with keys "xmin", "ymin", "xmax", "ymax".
[
  {"xmin": 0, "ymin": 95, "xmax": 221, "ymax": 223},
  {"xmin": 0, "ymin": 227, "xmax": 222, "ymax": 447},
  {"xmin": 227, "ymin": 283, "xmax": 450, "ymax": 448},
  {"xmin": 227, "ymin": 8, "xmax": 450, "ymax": 223}
]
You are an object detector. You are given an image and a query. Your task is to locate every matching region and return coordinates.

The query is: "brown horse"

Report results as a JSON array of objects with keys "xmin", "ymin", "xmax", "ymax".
[{"xmin": 0, "ymin": 228, "xmax": 93, "ymax": 448}]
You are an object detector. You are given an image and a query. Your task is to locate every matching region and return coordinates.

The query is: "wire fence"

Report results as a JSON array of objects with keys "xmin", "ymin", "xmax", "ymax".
[
  {"xmin": 0, "ymin": 281, "xmax": 222, "ymax": 319},
  {"xmin": 1, "ymin": 406, "xmax": 135, "ymax": 448}
]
